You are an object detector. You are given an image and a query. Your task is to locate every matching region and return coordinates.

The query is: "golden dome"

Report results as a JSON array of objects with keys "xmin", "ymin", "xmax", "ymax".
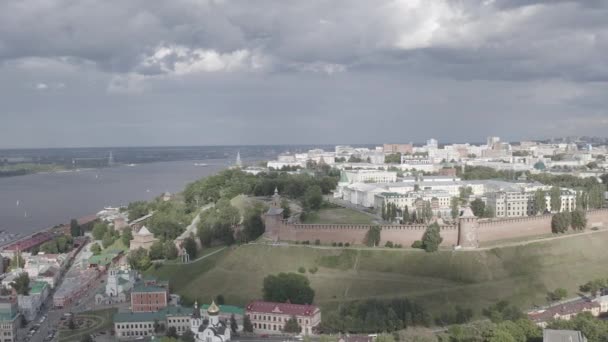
[{"xmin": 207, "ymin": 300, "xmax": 220, "ymax": 315}]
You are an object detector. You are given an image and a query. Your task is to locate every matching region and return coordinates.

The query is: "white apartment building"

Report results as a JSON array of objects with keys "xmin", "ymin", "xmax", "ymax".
[
  {"xmin": 374, "ymin": 190, "xmax": 452, "ymax": 219},
  {"xmin": 340, "ymin": 170, "xmax": 397, "ymax": 184},
  {"xmin": 487, "ymin": 189, "xmax": 577, "ymax": 218}
]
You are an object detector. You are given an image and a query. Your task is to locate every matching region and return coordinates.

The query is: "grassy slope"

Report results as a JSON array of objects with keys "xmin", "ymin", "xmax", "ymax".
[
  {"xmin": 147, "ymin": 230, "xmax": 608, "ymax": 318},
  {"xmin": 303, "ymin": 208, "xmax": 375, "ymax": 225}
]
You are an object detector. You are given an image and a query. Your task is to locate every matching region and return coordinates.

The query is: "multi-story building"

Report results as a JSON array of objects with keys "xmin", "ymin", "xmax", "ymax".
[
  {"xmin": 131, "ymin": 283, "xmax": 168, "ymax": 312},
  {"xmin": 383, "ymin": 144, "xmax": 413, "ymax": 154},
  {"xmin": 17, "ymin": 281, "xmax": 50, "ymax": 321},
  {"xmin": 340, "ymin": 170, "xmax": 397, "ymax": 184},
  {"xmin": 487, "ymin": 189, "xmax": 577, "ymax": 218},
  {"xmin": 0, "ymin": 297, "xmax": 19, "ymax": 342},
  {"xmin": 246, "ymin": 301, "xmax": 321, "ymax": 336},
  {"xmin": 113, "ymin": 303, "xmax": 243, "ymax": 340},
  {"xmin": 374, "ymin": 190, "xmax": 452, "ymax": 219}
]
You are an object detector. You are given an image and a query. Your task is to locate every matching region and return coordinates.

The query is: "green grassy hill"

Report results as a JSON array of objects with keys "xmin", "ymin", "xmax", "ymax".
[{"xmin": 147, "ymin": 230, "xmax": 608, "ymax": 318}]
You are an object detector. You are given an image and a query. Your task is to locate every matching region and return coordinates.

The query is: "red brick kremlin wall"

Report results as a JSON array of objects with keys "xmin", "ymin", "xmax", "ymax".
[{"xmin": 265, "ymin": 209, "xmax": 608, "ymax": 247}]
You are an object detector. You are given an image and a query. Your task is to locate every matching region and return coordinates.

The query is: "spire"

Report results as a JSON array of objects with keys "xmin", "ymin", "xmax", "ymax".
[
  {"xmin": 192, "ymin": 300, "xmax": 201, "ymax": 319},
  {"xmin": 236, "ymin": 151, "xmax": 242, "ymax": 167}
]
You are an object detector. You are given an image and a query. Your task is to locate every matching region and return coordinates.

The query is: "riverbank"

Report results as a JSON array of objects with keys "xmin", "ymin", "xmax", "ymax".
[{"xmin": 0, "ymin": 160, "xmax": 228, "ymax": 239}]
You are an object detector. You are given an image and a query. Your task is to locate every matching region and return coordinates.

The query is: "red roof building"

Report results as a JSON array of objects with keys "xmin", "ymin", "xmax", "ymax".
[
  {"xmin": 2, "ymin": 232, "xmax": 54, "ymax": 253},
  {"xmin": 528, "ymin": 300, "xmax": 601, "ymax": 327},
  {"xmin": 246, "ymin": 301, "xmax": 321, "ymax": 336}
]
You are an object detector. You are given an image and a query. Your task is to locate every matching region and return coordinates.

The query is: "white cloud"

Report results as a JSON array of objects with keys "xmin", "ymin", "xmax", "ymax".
[
  {"xmin": 295, "ymin": 62, "xmax": 347, "ymax": 75},
  {"xmin": 140, "ymin": 44, "xmax": 269, "ymax": 76},
  {"xmin": 35, "ymin": 82, "xmax": 48, "ymax": 90}
]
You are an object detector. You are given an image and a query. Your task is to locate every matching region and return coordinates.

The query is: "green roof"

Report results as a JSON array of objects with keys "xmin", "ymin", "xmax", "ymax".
[
  {"xmin": 133, "ymin": 284, "xmax": 167, "ymax": 293},
  {"xmin": 118, "ymin": 278, "xmax": 130, "ymax": 285},
  {"xmin": 88, "ymin": 254, "xmax": 115, "ymax": 265},
  {"xmin": 30, "ymin": 281, "xmax": 48, "ymax": 295},
  {"xmin": 201, "ymin": 304, "xmax": 244, "ymax": 315},
  {"xmin": 114, "ymin": 305, "xmax": 192, "ymax": 323},
  {"xmin": 112, "ymin": 304, "xmax": 243, "ymax": 324}
]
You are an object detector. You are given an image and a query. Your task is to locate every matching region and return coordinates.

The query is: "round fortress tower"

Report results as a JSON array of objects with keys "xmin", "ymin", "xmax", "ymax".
[{"xmin": 458, "ymin": 207, "xmax": 479, "ymax": 248}]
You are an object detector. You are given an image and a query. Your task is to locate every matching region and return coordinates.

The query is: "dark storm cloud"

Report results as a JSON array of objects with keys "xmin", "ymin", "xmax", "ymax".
[{"xmin": 0, "ymin": 0, "xmax": 607, "ymax": 148}]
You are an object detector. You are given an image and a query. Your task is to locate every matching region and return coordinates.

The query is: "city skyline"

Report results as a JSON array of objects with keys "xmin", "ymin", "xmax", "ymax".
[{"xmin": 1, "ymin": 0, "xmax": 608, "ymax": 148}]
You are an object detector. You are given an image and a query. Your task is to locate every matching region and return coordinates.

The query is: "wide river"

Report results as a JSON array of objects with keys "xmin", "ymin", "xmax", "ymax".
[{"xmin": 0, "ymin": 159, "xmax": 228, "ymax": 237}]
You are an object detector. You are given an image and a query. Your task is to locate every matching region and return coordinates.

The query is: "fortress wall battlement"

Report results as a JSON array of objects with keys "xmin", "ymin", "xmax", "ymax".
[{"xmin": 265, "ymin": 208, "xmax": 608, "ymax": 248}]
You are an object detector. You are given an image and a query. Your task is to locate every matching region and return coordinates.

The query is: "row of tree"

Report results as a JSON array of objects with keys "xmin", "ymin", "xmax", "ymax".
[{"xmin": 551, "ymin": 210, "xmax": 587, "ymax": 233}]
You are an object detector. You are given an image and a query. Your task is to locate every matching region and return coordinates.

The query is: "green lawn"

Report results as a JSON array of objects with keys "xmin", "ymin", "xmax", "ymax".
[
  {"xmin": 58, "ymin": 309, "xmax": 116, "ymax": 342},
  {"xmin": 106, "ymin": 238, "xmax": 128, "ymax": 252},
  {"xmin": 142, "ymin": 230, "xmax": 608, "ymax": 321},
  {"xmin": 303, "ymin": 208, "xmax": 376, "ymax": 225}
]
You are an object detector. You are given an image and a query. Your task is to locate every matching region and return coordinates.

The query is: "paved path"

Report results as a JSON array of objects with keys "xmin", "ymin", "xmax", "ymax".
[{"xmin": 476, "ymin": 226, "xmax": 608, "ymax": 251}]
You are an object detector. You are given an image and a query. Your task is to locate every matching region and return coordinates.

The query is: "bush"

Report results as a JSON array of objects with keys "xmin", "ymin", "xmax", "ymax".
[
  {"xmin": 345, "ymin": 242, "xmax": 350, "ymax": 247},
  {"xmin": 308, "ymin": 267, "xmax": 318, "ymax": 274},
  {"xmin": 315, "ymin": 239, "xmax": 321, "ymax": 245},
  {"xmin": 411, "ymin": 240, "xmax": 424, "ymax": 249},
  {"xmin": 385, "ymin": 241, "xmax": 394, "ymax": 248},
  {"xmin": 298, "ymin": 267, "xmax": 306, "ymax": 274},
  {"xmin": 303, "ymin": 240, "xmax": 310, "ymax": 245},
  {"xmin": 395, "ymin": 244, "xmax": 403, "ymax": 248},
  {"xmin": 332, "ymin": 242, "xmax": 337, "ymax": 247},
  {"xmin": 338, "ymin": 242, "xmax": 343, "ymax": 247},
  {"xmin": 295, "ymin": 241, "xmax": 300, "ymax": 245}
]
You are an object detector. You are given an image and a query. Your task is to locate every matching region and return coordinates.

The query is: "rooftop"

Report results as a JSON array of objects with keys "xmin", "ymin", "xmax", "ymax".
[
  {"xmin": 132, "ymin": 284, "xmax": 167, "ymax": 293},
  {"xmin": 246, "ymin": 301, "xmax": 319, "ymax": 317},
  {"xmin": 543, "ymin": 329, "xmax": 587, "ymax": 342},
  {"xmin": 528, "ymin": 300, "xmax": 600, "ymax": 323}
]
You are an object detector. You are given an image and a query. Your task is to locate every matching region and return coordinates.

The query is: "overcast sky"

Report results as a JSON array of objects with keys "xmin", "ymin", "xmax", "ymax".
[{"xmin": 1, "ymin": 0, "xmax": 607, "ymax": 148}]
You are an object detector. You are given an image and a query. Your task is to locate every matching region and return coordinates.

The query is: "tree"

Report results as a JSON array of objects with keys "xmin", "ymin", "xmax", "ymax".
[
  {"xmin": 284, "ymin": 316, "xmax": 302, "ymax": 333},
  {"xmin": 128, "ymin": 247, "xmax": 151, "ymax": 271},
  {"xmin": 281, "ymin": 198, "xmax": 291, "ymax": 219},
  {"xmin": 127, "ymin": 201, "xmax": 149, "ymax": 221},
  {"xmin": 365, "ymin": 226, "xmax": 381, "ymax": 247},
  {"xmin": 149, "ymin": 240, "xmax": 165, "ymax": 260},
  {"xmin": 166, "ymin": 326, "xmax": 178, "ymax": 338},
  {"xmin": 80, "ymin": 335, "xmax": 94, "ymax": 342},
  {"xmin": 243, "ymin": 315, "xmax": 254, "ymax": 333},
  {"xmin": 484, "ymin": 206, "xmax": 495, "ymax": 218},
  {"xmin": 230, "ymin": 314, "xmax": 238, "ymax": 334},
  {"xmin": 551, "ymin": 212, "xmax": 571, "ymax": 233},
  {"xmin": 102, "ymin": 231, "xmax": 114, "ymax": 248},
  {"xmin": 263, "ymin": 273, "xmax": 315, "ymax": 304},
  {"xmin": 303, "ymin": 185, "xmax": 323, "ymax": 211},
  {"xmin": 422, "ymin": 201, "xmax": 433, "ymax": 223},
  {"xmin": 450, "ymin": 197, "xmax": 460, "ymax": 220},
  {"xmin": 68, "ymin": 316, "xmax": 76, "ymax": 330},
  {"xmin": 403, "ymin": 205, "xmax": 410, "ymax": 223},
  {"xmin": 92, "ymin": 222, "xmax": 108, "ymax": 240},
  {"xmin": 579, "ymin": 279, "xmax": 606, "ymax": 297},
  {"xmin": 547, "ymin": 288, "xmax": 568, "ymax": 303},
  {"xmin": 381, "ymin": 202, "xmax": 387, "ymax": 221},
  {"xmin": 422, "ymin": 223, "xmax": 443, "ymax": 253},
  {"xmin": 40, "ymin": 241, "xmax": 59, "ymax": 254},
  {"xmin": 9, "ymin": 253, "xmax": 24, "ymax": 271},
  {"xmin": 459, "ymin": 186, "xmax": 473, "ymax": 204},
  {"xmin": 70, "ymin": 218, "xmax": 81, "ymax": 237},
  {"xmin": 534, "ymin": 189, "xmax": 547, "ymax": 215},
  {"xmin": 164, "ymin": 241, "xmax": 178, "ymax": 260},
  {"xmin": 121, "ymin": 228, "xmax": 133, "ymax": 247},
  {"xmin": 10, "ymin": 272, "xmax": 30, "ymax": 295},
  {"xmin": 90, "ymin": 243, "xmax": 102, "ymax": 255},
  {"xmin": 550, "ymin": 186, "xmax": 562, "ymax": 212},
  {"xmin": 571, "ymin": 210, "xmax": 587, "ymax": 230},
  {"xmin": 183, "ymin": 236, "xmax": 198, "ymax": 259},
  {"xmin": 470, "ymin": 198, "xmax": 485, "ymax": 218},
  {"xmin": 181, "ymin": 330, "xmax": 195, "ymax": 342},
  {"xmin": 243, "ymin": 212, "xmax": 265, "ymax": 242}
]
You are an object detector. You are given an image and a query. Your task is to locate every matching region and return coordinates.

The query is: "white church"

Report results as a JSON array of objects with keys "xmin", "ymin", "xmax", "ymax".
[{"xmin": 191, "ymin": 300, "xmax": 232, "ymax": 342}]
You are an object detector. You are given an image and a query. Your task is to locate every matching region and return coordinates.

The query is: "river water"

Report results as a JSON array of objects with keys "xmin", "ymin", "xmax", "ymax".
[{"xmin": 0, "ymin": 159, "xmax": 228, "ymax": 237}]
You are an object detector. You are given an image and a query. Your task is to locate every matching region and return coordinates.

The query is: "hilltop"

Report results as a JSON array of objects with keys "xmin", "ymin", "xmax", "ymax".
[{"xmin": 146, "ymin": 228, "xmax": 608, "ymax": 320}]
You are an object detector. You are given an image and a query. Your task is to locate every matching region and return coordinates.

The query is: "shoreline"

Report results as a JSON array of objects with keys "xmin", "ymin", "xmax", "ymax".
[{"xmin": 0, "ymin": 161, "xmax": 230, "ymax": 251}]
